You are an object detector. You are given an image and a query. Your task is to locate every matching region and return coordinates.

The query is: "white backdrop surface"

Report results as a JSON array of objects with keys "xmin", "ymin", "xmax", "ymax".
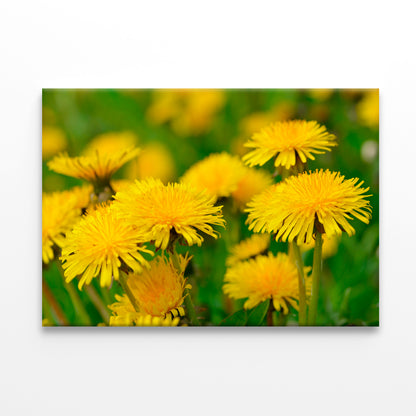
[{"xmin": 0, "ymin": 1, "xmax": 414, "ymax": 415}]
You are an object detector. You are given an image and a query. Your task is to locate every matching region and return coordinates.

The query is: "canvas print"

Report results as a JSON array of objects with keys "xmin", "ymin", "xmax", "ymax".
[{"xmin": 42, "ymin": 89, "xmax": 379, "ymax": 327}]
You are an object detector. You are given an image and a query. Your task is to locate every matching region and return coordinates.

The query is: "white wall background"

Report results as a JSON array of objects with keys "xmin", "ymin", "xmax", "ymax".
[{"xmin": 0, "ymin": 1, "xmax": 414, "ymax": 415}]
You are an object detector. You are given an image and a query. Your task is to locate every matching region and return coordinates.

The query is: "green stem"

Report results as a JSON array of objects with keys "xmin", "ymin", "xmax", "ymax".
[
  {"xmin": 119, "ymin": 271, "xmax": 140, "ymax": 312},
  {"xmin": 222, "ymin": 201, "xmax": 240, "ymax": 315},
  {"xmin": 292, "ymin": 242, "xmax": 307, "ymax": 326},
  {"xmin": 56, "ymin": 259, "xmax": 93, "ymax": 325},
  {"xmin": 98, "ymin": 282, "xmax": 112, "ymax": 306},
  {"xmin": 184, "ymin": 288, "xmax": 200, "ymax": 326},
  {"xmin": 171, "ymin": 247, "xmax": 200, "ymax": 326},
  {"xmin": 42, "ymin": 278, "xmax": 68, "ymax": 325},
  {"xmin": 170, "ymin": 249, "xmax": 182, "ymax": 274},
  {"xmin": 42, "ymin": 298, "xmax": 55, "ymax": 324},
  {"xmin": 64, "ymin": 280, "xmax": 92, "ymax": 325},
  {"xmin": 308, "ymin": 232, "xmax": 323, "ymax": 325},
  {"xmin": 84, "ymin": 285, "xmax": 110, "ymax": 324},
  {"xmin": 278, "ymin": 311, "xmax": 287, "ymax": 326},
  {"xmin": 222, "ymin": 201, "xmax": 240, "ymax": 249},
  {"xmin": 267, "ymin": 301, "xmax": 274, "ymax": 326}
]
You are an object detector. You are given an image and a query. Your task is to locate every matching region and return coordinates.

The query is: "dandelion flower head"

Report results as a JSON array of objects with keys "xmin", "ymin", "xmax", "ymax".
[
  {"xmin": 109, "ymin": 295, "xmax": 181, "ymax": 326},
  {"xmin": 109, "ymin": 254, "xmax": 191, "ymax": 326},
  {"xmin": 226, "ymin": 234, "xmax": 271, "ymax": 267},
  {"xmin": 48, "ymin": 146, "xmax": 140, "ymax": 184},
  {"xmin": 42, "ymin": 192, "xmax": 81, "ymax": 264},
  {"xmin": 246, "ymin": 169, "xmax": 372, "ymax": 244},
  {"xmin": 114, "ymin": 178, "xmax": 225, "ymax": 250},
  {"xmin": 224, "ymin": 252, "xmax": 311, "ymax": 313},
  {"xmin": 181, "ymin": 152, "xmax": 246, "ymax": 200},
  {"xmin": 128, "ymin": 254, "xmax": 190, "ymax": 317},
  {"xmin": 240, "ymin": 103, "xmax": 296, "ymax": 138},
  {"xmin": 243, "ymin": 120, "xmax": 337, "ymax": 170},
  {"xmin": 231, "ymin": 104, "xmax": 296, "ymax": 157},
  {"xmin": 61, "ymin": 204, "xmax": 153, "ymax": 289}
]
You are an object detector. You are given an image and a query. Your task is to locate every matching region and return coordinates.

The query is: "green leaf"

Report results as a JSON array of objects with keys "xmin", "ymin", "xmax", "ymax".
[
  {"xmin": 219, "ymin": 309, "xmax": 248, "ymax": 326},
  {"xmin": 247, "ymin": 300, "xmax": 270, "ymax": 326}
]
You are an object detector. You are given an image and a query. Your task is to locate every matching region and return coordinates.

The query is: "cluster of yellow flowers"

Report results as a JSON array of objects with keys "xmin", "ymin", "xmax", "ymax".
[
  {"xmin": 42, "ymin": 116, "xmax": 372, "ymax": 327},
  {"xmin": 223, "ymin": 119, "xmax": 372, "ymax": 325},
  {"xmin": 43, "ymin": 138, "xmax": 226, "ymax": 326}
]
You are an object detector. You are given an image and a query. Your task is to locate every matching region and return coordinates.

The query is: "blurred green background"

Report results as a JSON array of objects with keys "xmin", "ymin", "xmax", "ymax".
[{"xmin": 42, "ymin": 89, "xmax": 379, "ymax": 326}]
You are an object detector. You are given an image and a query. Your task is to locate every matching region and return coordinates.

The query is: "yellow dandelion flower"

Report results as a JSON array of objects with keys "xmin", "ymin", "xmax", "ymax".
[
  {"xmin": 108, "ymin": 255, "xmax": 191, "ymax": 326},
  {"xmin": 243, "ymin": 120, "xmax": 337, "ymax": 170},
  {"xmin": 223, "ymin": 253, "xmax": 311, "ymax": 313},
  {"xmin": 181, "ymin": 152, "xmax": 246, "ymax": 200},
  {"xmin": 246, "ymin": 169, "xmax": 372, "ymax": 244},
  {"xmin": 42, "ymin": 126, "xmax": 68, "ymax": 160},
  {"xmin": 232, "ymin": 103, "xmax": 296, "ymax": 157},
  {"xmin": 226, "ymin": 234, "xmax": 271, "ymax": 267},
  {"xmin": 108, "ymin": 295, "xmax": 181, "ymax": 326},
  {"xmin": 42, "ymin": 192, "xmax": 81, "ymax": 264},
  {"xmin": 356, "ymin": 90, "xmax": 379, "ymax": 129},
  {"xmin": 135, "ymin": 314, "xmax": 180, "ymax": 327},
  {"xmin": 128, "ymin": 255, "xmax": 190, "ymax": 316},
  {"xmin": 114, "ymin": 178, "xmax": 225, "ymax": 250},
  {"xmin": 83, "ymin": 131, "xmax": 138, "ymax": 157},
  {"xmin": 127, "ymin": 142, "xmax": 176, "ymax": 183},
  {"xmin": 231, "ymin": 167, "xmax": 273, "ymax": 209},
  {"xmin": 239, "ymin": 103, "xmax": 296, "ymax": 138},
  {"xmin": 47, "ymin": 147, "xmax": 140, "ymax": 185},
  {"xmin": 61, "ymin": 204, "xmax": 153, "ymax": 289},
  {"xmin": 108, "ymin": 294, "xmax": 138, "ymax": 326}
]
